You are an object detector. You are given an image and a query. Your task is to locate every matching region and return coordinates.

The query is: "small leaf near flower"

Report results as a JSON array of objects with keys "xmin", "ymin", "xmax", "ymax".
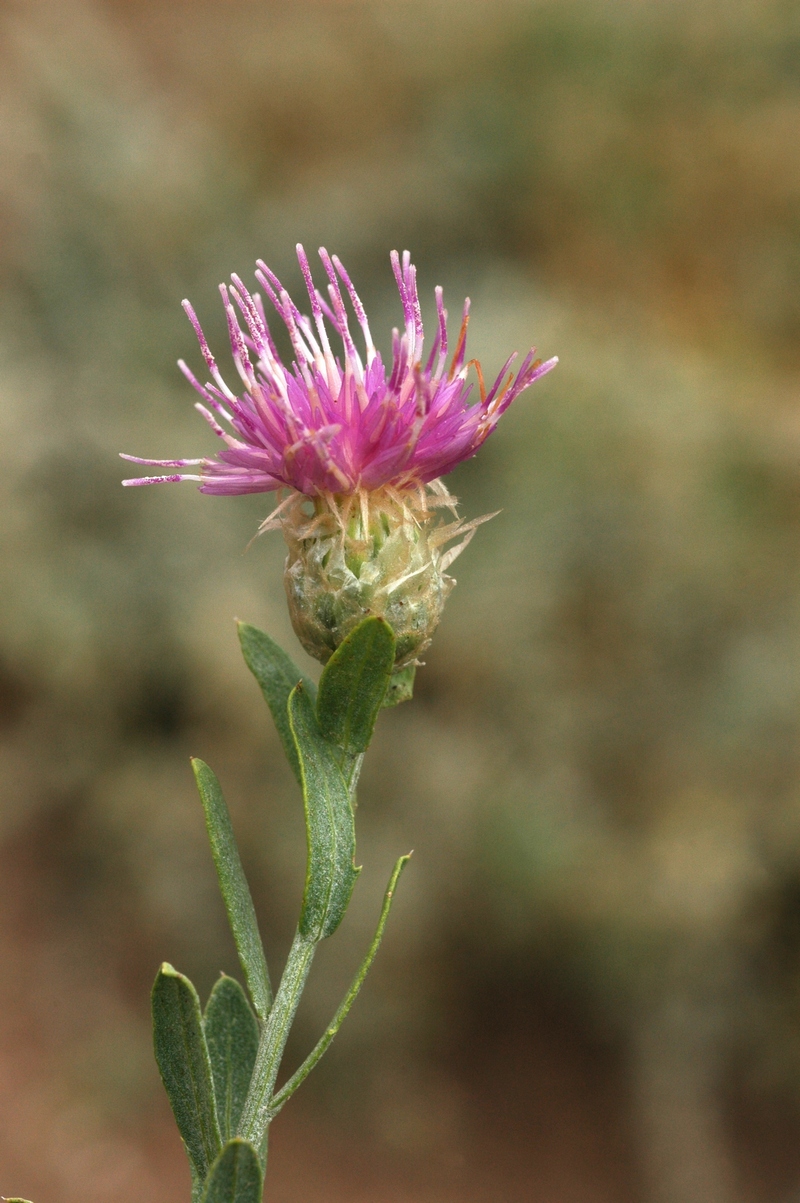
[
  {"xmin": 382, "ymin": 663, "xmax": 416, "ymax": 708},
  {"xmin": 317, "ymin": 617, "xmax": 395, "ymax": 759},
  {"xmin": 289, "ymin": 683, "xmax": 360, "ymax": 942},
  {"xmin": 238, "ymin": 622, "xmax": 316, "ymax": 785}
]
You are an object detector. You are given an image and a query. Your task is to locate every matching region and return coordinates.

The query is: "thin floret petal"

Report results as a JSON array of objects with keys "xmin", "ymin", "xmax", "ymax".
[{"xmin": 123, "ymin": 248, "xmax": 556, "ymax": 497}]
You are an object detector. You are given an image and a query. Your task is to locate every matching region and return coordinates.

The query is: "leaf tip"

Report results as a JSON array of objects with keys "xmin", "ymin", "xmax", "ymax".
[
  {"xmin": 236, "ymin": 620, "xmax": 256, "ymax": 651},
  {"xmin": 191, "ymin": 757, "xmax": 215, "ymax": 787}
]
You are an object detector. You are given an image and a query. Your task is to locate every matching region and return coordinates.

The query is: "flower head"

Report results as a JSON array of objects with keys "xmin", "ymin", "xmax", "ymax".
[
  {"xmin": 122, "ymin": 247, "xmax": 556, "ymax": 666},
  {"xmin": 121, "ymin": 245, "xmax": 556, "ymax": 499}
]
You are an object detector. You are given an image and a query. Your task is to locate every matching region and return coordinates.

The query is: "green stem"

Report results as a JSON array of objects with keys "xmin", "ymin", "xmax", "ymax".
[
  {"xmin": 268, "ymin": 853, "xmax": 411, "ymax": 1118},
  {"xmin": 237, "ymin": 929, "xmax": 316, "ymax": 1146},
  {"xmin": 237, "ymin": 736, "xmax": 365, "ymax": 1149}
]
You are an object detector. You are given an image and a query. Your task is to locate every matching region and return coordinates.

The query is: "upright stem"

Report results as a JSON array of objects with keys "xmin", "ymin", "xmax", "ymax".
[
  {"xmin": 238, "ymin": 929, "xmax": 316, "ymax": 1146},
  {"xmin": 237, "ymin": 665, "xmax": 374, "ymax": 1154}
]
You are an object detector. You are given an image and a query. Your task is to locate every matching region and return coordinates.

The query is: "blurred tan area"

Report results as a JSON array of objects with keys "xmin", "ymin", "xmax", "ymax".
[{"xmin": 4, "ymin": 0, "xmax": 800, "ymax": 1199}]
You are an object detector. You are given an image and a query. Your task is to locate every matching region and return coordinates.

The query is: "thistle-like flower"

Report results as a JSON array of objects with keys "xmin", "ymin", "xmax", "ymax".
[{"xmin": 123, "ymin": 247, "xmax": 556, "ymax": 666}]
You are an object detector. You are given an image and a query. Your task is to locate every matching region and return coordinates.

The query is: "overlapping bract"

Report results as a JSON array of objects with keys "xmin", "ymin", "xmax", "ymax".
[{"xmin": 122, "ymin": 246, "xmax": 557, "ymax": 498}]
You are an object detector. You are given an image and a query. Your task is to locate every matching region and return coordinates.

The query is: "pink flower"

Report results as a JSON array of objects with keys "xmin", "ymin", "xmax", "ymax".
[{"xmin": 122, "ymin": 246, "xmax": 557, "ymax": 499}]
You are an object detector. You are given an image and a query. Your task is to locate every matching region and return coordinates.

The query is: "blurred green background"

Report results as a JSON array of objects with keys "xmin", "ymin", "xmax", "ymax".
[{"xmin": 3, "ymin": 1, "xmax": 800, "ymax": 1199}]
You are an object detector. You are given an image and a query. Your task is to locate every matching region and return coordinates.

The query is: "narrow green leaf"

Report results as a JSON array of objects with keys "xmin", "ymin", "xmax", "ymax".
[
  {"xmin": 289, "ymin": 683, "xmax": 360, "ymax": 941},
  {"xmin": 152, "ymin": 964, "xmax": 222, "ymax": 1181},
  {"xmin": 382, "ymin": 663, "xmax": 416, "ymax": 708},
  {"xmin": 192, "ymin": 759, "xmax": 272, "ymax": 1022},
  {"xmin": 317, "ymin": 617, "xmax": 395, "ymax": 755},
  {"xmin": 238, "ymin": 622, "xmax": 316, "ymax": 785},
  {"xmin": 200, "ymin": 1139, "xmax": 263, "ymax": 1203},
  {"xmin": 204, "ymin": 976, "xmax": 260, "ymax": 1140},
  {"xmin": 270, "ymin": 853, "xmax": 411, "ymax": 1116}
]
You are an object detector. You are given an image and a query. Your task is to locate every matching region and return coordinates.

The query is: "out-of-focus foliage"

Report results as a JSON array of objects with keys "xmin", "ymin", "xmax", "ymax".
[{"xmin": 3, "ymin": 1, "xmax": 800, "ymax": 1201}]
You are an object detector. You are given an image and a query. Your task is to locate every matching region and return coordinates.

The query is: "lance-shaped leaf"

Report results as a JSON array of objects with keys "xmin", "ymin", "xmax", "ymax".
[
  {"xmin": 199, "ymin": 1139, "xmax": 263, "ymax": 1203},
  {"xmin": 289, "ymin": 683, "xmax": 360, "ymax": 941},
  {"xmin": 192, "ymin": 759, "xmax": 272, "ymax": 1022},
  {"xmin": 204, "ymin": 976, "xmax": 260, "ymax": 1140},
  {"xmin": 316, "ymin": 617, "xmax": 395, "ymax": 756},
  {"xmin": 238, "ymin": 622, "xmax": 316, "ymax": 785},
  {"xmin": 152, "ymin": 964, "xmax": 222, "ymax": 1181}
]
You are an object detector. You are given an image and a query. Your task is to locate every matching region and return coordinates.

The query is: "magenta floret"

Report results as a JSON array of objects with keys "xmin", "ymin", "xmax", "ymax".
[{"xmin": 122, "ymin": 246, "xmax": 557, "ymax": 498}]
